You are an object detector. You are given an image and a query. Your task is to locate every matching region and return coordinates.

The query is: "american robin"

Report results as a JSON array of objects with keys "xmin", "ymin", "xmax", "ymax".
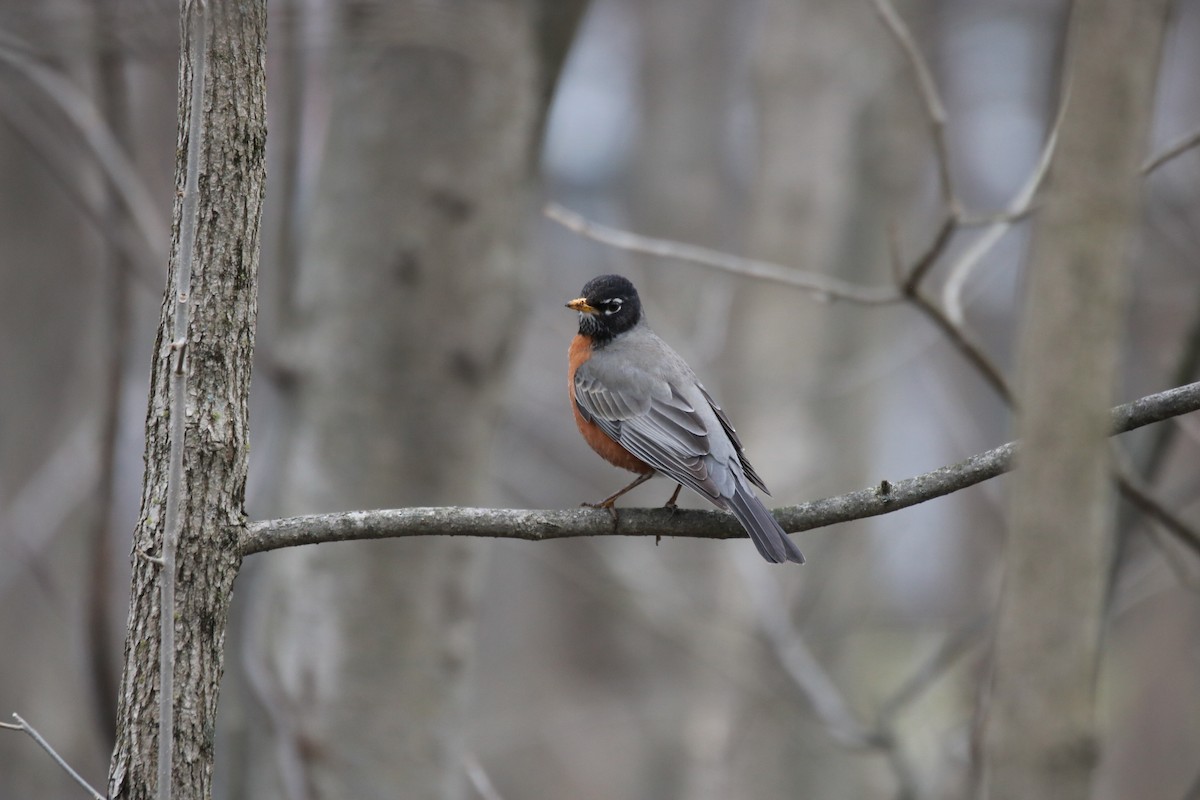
[{"xmin": 567, "ymin": 274, "xmax": 805, "ymax": 564}]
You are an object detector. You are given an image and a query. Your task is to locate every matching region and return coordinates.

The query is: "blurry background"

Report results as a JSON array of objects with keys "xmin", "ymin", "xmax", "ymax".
[{"xmin": 2, "ymin": 0, "xmax": 1199, "ymax": 798}]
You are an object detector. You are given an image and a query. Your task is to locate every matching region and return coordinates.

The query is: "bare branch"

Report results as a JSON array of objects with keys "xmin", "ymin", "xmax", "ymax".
[
  {"xmin": 893, "ymin": 207, "xmax": 1200, "ymax": 568},
  {"xmin": 0, "ymin": 97, "xmax": 160, "ymax": 292},
  {"xmin": 0, "ymin": 416, "xmax": 98, "ymax": 599},
  {"xmin": 240, "ymin": 382, "xmax": 1200, "ymax": 555},
  {"xmin": 943, "ymin": 108, "xmax": 1064, "ymax": 325},
  {"xmin": 1141, "ymin": 125, "xmax": 1200, "ymax": 176},
  {"xmin": 870, "ymin": 0, "xmax": 958, "ymax": 213},
  {"xmin": 0, "ymin": 30, "xmax": 167, "ymax": 281},
  {"xmin": 907, "ymin": 291, "xmax": 1012, "ymax": 402},
  {"xmin": 1115, "ymin": 463, "xmax": 1200, "ymax": 562},
  {"xmin": 919, "ymin": 285, "xmax": 1200, "ymax": 562},
  {"xmin": 543, "ymin": 203, "xmax": 900, "ymax": 305},
  {"xmin": 900, "ymin": 214, "xmax": 956, "ymax": 294},
  {"xmin": 463, "ymin": 753, "xmax": 507, "ymax": 800},
  {"xmin": 550, "ymin": 187, "xmax": 1200, "ymax": 568},
  {"xmin": 2, "ymin": 713, "xmax": 105, "ymax": 800},
  {"xmin": 737, "ymin": 558, "xmax": 882, "ymax": 748},
  {"xmin": 878, "ymin": 614, "xmax": 987, "ymax": 725},
  {"xmin": 240, "ymin": 590, "xmax": 312, "ymax": 800}
]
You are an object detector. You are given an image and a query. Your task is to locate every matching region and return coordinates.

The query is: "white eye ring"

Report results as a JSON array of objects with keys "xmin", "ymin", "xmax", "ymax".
[{"xmin": 603, "ymin": 298, "xmax": 624, "ymax": 315}]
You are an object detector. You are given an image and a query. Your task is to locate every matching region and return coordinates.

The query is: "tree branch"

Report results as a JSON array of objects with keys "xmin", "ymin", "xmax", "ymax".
[
  {"xmin": 943, "ymin": 106, "xmax": 1063, "ymax": 325},
  {"xmin": 240, "ymin": 382, "xmax": 1200, "ymax": 556},
  {"xmin": 544, "ymin": 203, "xmax": 900, "ymax": 305},
  {"xmin": 870, "ymin": 0, "xmax": 958, "ymax": 213},
  {"xmin": 0, "ymin": 30, "xmax": 167, "ymax": 284},
  {"xmin": 2, "ymin": 713, "xmax": 105, "ymax": 800},
  {"xmin": 108, "ymin": 1, "xmax": 265, "ymax": 798},
  {"xmin": 1141, "ymin": 124, "xmax": 1200, "ymax": 175}
]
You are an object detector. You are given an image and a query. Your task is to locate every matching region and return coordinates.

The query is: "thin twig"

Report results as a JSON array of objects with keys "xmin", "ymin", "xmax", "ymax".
[
  {"xmin": 2, "ymin": 713, "xmax": 105, "ymax": 800},
  {"xmin": 0, "ymin": 416, "xmax": 97, "ymax": 600},
  {"xmin": 1116, "ymin": 464, "xmax": 1200, "ymax": 560},
  {"xmin": 240, "ymin": 382, "xmax": 1200, "ymax": 555},
  {"xmin": 943, "ymin": 107, "xmax": 1064, "ymax": 325},
  {"xmin": 870, "ymin": 0, "xmax": 958, "ymax": 214},
  {"xmin": 544, "ymin": 203, "xmax": 900, "ymax": 305},
  {"xmin": 907, "ymin": 291, "xmax": 1012, "ymax": 403},
  {"xmin": 0, "ymin": 99, "xmax": 159, "ymax": 292},
  {"xmin": 1141, "ymin": 125, "xmax": 1200, "ymax": 175},
  {"xmin": 886, "ymin": 219, "xmax": 906, "ymax": 285},
  {"xmin": 956, "ymin": 208, "xmax": 1041, "ymax": 228},
  {"xmin": 737, "ymin": 558, "xmax": 882, "ymax": 748},
  {"xmin": 1141, "ymin": 291, "xmax": 1200, "ymax": 485},
  {"xmin": 878, "ymin": 614, "xmax": 988, "ymax": 725},
  {"xmin": 0, "ymin": 30, "xmax": 167, "ymax": 280},
  {"xmin": 901, "ymin": 214, "xmax": 956, "ymax": 294},
  {"xmin": 240, "ymin": 580, "xmax": 312, "ymax": 800},
  {"xmin": 463, "ymin": 753, "xmax": 507, "ymax": 800}
]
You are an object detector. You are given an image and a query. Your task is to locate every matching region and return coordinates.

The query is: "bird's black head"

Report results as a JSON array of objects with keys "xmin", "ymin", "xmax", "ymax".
[{"xmin": 567, "ymin": 274, "xmax": 644, "ymax": 344}]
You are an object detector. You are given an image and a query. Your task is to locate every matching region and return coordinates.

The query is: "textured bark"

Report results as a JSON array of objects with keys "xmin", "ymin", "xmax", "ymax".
[
  {"xmin": 981, "ymin": 3, "xmax": 1170, "ymax": 800},
  {"xmin": 107, "ymin": 2, "xmax": 265, "ymax": 799}
]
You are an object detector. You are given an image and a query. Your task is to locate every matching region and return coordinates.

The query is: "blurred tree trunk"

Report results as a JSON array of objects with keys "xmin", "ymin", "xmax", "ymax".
[
  {"xmin": 981, "ymin": 3, "xmax": 1169, "ymax": 800},
  {"xmin": 740, "ymin": 1, "xmax": 928, "ymax": 796},
  {"xmin": 0, "ymin": 0, "xmax": 125, "ymax": 791},
  {"xmin": 743, "ymin": 0, "xmax": 925, "ymax": 524},
  {"xmin": 237, "ymin": 2, "xmax": 583, "ymax": 798},
  {"xmin": 623, "ymin": 2, "xmax": 747, "ymax": 796},
  {"xmin": 107, "ymin": 2, "xmax": 266, "ymax": 799}
]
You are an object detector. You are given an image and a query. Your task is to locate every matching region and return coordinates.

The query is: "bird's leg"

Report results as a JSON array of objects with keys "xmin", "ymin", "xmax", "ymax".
[
  {"xmin": 584, "ymin": 471, "xmax": 654, "ymax": 520},
  {"xmin": 663, "ymin": 484, "xmax": 682, "ymax": 510}
]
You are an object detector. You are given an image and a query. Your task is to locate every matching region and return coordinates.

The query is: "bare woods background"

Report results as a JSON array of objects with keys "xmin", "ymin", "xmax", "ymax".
[{"xmin": 2, "ymin": 0, "xmax": 1200, "ymax": 798}]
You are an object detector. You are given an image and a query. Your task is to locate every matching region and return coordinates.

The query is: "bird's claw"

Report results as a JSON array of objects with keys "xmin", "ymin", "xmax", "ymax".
[
  {"xmin": 582, "ymin": 499, "xmax": 620, "ymax": 523},
  {"xmin": 662, "ymin": 484, "xmax": 683, "ymax": 513}
]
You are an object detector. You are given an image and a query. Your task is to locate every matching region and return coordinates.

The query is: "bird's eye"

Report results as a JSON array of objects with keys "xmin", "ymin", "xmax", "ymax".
[{"xmin": 603, "ymin": 298, "xmax": 624, "ymax": 315}]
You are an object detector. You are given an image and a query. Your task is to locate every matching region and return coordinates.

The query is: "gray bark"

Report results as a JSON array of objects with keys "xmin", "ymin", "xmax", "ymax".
[
  {"xmin": 981, "ymin": 2, "xmax": 1171, "ymax": 799},
  {"xmin": 106, "ymin": 2, "xmax": 265, "ymax": 798}
]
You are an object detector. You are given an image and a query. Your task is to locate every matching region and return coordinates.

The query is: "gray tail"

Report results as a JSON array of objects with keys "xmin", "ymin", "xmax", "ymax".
[{"xmin": 726, "ymin": 487, "xmax": 805, "ymax": 565}]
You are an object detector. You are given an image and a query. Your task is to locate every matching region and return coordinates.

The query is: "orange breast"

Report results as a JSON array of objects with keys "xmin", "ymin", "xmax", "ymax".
[{"xmin": 569, "ymin": 334, "xmax": 654, "ymax": 475}]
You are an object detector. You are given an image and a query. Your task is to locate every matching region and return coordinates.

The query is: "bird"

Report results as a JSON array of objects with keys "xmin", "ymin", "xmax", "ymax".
[{"xmin": 566, "ymin": 274, "xmax": 804, "ymax": 564}]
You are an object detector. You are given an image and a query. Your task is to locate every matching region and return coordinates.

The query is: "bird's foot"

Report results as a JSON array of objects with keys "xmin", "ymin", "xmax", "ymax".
[
  {"xmin": 582, "ymin": 499, "xmax": 620, "ymax": 523},
  {"xmin": 662, "ymin": 484, "xmax": 683, "ymax": 513}
]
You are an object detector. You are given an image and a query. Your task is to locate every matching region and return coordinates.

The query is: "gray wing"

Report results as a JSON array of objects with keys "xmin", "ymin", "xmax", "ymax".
[
  {"xmin": 573, "ymin": 350, "xmax": 747, "ymax": 503},
  {"xmin": 574, "ymin": 337, "xmax": 804, "ymax": 564},
  {"xmin": 696, "ymin": 383, "xmax": 769, "ymax": 495}
]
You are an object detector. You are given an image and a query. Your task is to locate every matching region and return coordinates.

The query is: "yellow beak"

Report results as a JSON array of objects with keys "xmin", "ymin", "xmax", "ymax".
[{"xmin": 566, "ymin": 297, "xmax": 596, "ymax": 314}]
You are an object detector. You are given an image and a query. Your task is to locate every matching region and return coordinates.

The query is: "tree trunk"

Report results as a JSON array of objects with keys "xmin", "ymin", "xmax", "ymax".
[
  {"xmin": 236, "ymin": 2, "xmax": 576, "ymax": 798},
  {"xmin": 107, "ymin": 2, "xmax": 266, "ymax": 798},
  {"xmin": 981, "ymin": 3, "xmax": 1169, "ymax": 799},
  {"xmin": 741, "ymin": 1, "xmax": 932, "ymax": 795}
]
